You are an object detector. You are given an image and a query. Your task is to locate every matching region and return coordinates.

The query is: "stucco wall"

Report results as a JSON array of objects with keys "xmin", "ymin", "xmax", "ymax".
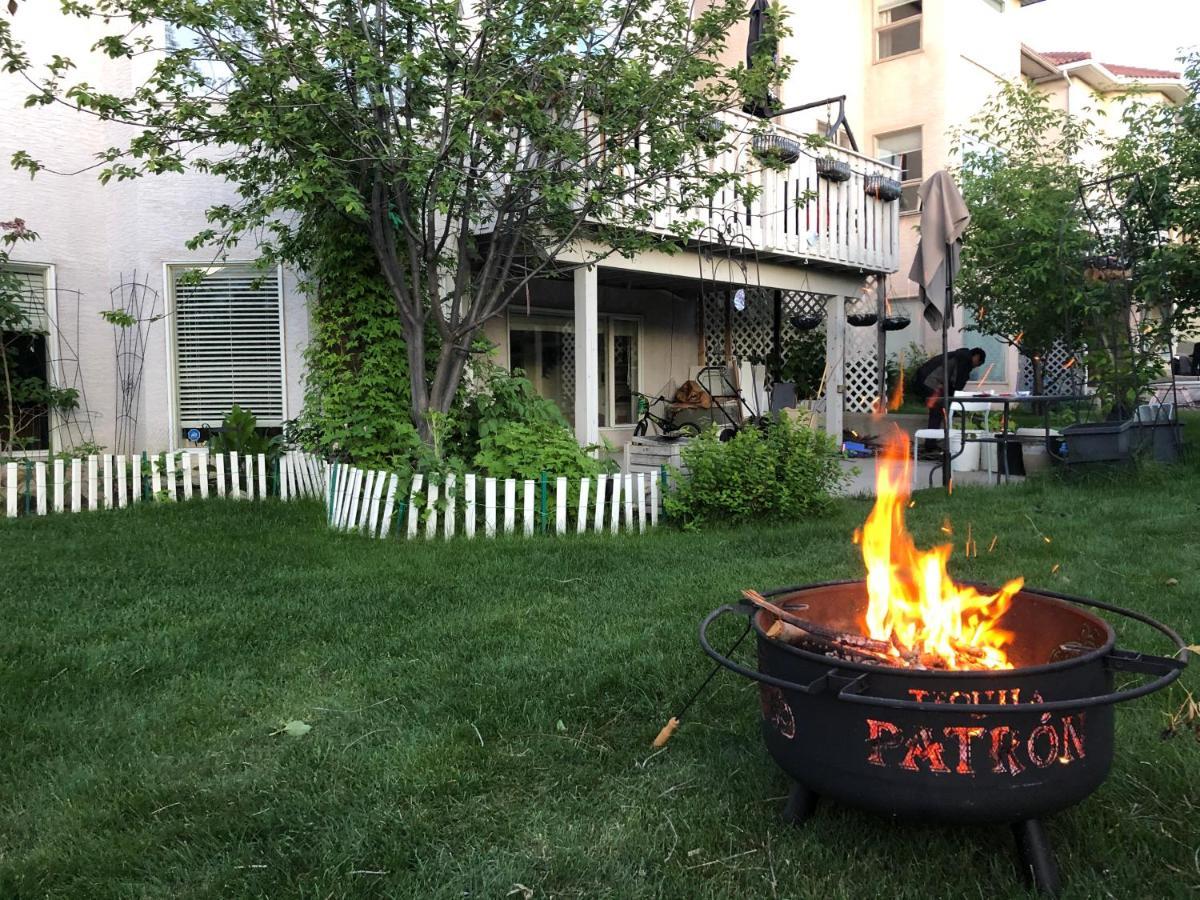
[{"xmin": 0, "ymin": 8, "xmax": 310, "ymax": 453}]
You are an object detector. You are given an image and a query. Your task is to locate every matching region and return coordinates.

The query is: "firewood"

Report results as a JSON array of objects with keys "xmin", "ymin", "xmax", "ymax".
[{"xmin": 742, "ymin": 589, "xmax": 891, "ymax": 653}]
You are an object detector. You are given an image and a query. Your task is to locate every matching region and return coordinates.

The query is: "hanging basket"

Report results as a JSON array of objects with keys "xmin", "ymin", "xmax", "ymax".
[
  {"xmin": 790, "ymin": 314, "xmax": 822, "ymax": 332},
  {"xmin": 816, "ymin": 156, "xmax": 852, "ymax": 183},
  {"xmin": 752, "ymin": 133, "xmax": 802, "ymax": 165},
  {"xmin": 882, "ymin": 315, "xmax": 911, "ymax": 332},
  {"xmin": 694, "ymin": 116, "xmax": 726, "ymax": 146},
  {"xmin": 846, "ymin": 313, "xmax": 878, "ymax": 327},
  {"xmin": 865, "ymin": 175, "xmax": 903, "ymax": 202}
]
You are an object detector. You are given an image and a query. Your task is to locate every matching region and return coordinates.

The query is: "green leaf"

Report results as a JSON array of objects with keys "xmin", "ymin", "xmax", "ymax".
[{"xmin": 281, "ymin": 720, "xmax": 312, "ymax": 738}]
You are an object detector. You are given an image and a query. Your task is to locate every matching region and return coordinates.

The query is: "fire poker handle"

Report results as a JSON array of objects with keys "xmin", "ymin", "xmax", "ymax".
[{"xmin": 652, "ymin": 717, "xmax": 680, "ymax": 748}]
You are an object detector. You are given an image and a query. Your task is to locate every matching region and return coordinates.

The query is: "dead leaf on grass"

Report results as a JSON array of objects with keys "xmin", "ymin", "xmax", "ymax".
[{"xmin": 271, "ymin": 719, "xmax": 312, "ymax": 738}]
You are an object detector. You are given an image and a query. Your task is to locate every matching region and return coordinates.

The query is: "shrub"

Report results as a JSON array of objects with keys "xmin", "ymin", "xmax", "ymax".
[
  {"xmin": 664, "ymin": 416, "xmax": 847, "ymax": 528},
  {"xmin": 473, "ymin": 419, "xmax": 604, "ymax": 483}
]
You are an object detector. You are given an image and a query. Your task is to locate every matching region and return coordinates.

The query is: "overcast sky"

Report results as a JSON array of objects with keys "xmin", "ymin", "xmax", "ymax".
[{"xmin": 1020, "ymin": 0, "xmax": 1199, "ymax": 72}]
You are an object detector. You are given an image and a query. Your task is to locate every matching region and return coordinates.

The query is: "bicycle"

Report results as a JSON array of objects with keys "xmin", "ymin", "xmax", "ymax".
[{"xmin": 632, "ymin": 392, "xmax": 703, "ymax": 439}]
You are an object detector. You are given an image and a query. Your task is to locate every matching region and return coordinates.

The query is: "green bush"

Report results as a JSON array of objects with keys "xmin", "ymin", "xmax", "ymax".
[
  {"xmin": 473, "ymin": 419, "xmax": 604, "ymax": 483},
  {"xmin": 664, "ymin": 416, "xmax": 847, "ymax": 529}
]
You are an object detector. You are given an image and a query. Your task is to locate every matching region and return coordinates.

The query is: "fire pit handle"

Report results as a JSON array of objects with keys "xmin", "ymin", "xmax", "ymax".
[{"xmin": 834, "ymin": 646, "xmax": 1187, "ymax": 714}]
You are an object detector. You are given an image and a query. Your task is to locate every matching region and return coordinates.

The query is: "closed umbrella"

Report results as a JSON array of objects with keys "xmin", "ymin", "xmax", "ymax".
[
  {"xmin": 908, "ymin": 170, "xmax": 971, "ymax": 487},
  {"xmin": 744, "ymin": 0, "xmax": 777, "ymax": 117}
]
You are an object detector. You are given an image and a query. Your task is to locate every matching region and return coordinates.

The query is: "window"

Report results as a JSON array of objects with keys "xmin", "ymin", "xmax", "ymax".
[
  {"xmin": 508, "ymin": 311, "xmax": 640, "ymax": 428},
  {"xmin": 876, "ymin": 128, "xmax": 923, "ymax": 213},
  {"xmin": 0, "ymin": 265, "xmax": 51, "ymax": 451},
  {"xmin": 961, "ymin": 312, "xmax": 1008, "ymax": 382},
  {"xmin": 171, "ymin": 264, "xmax": 285, "ymax": 429},
  {"xmin": 876, "ymin": 1, "xmax": 921, "ymax": 61}
]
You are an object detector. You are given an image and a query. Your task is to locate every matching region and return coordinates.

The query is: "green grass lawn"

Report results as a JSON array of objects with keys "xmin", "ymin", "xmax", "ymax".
[{"xmin": 2, "ymin": 441, "xmax": 1199, "ymax": 898}]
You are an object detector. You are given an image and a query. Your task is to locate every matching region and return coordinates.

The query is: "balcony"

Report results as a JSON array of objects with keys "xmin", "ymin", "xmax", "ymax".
[{"xmin": 644, "ymin": 112, "xmax": 902, "ymax": 273}]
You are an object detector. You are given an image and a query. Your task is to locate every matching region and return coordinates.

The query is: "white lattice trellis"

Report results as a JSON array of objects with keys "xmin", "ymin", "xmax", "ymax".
[
  {"xmin": 844, "ymin": 309, "xmax": 881, "ymax": 414},
  {"xmin": 1019, "ymin": 340, "xmax": 1087, "ymax": 396}
]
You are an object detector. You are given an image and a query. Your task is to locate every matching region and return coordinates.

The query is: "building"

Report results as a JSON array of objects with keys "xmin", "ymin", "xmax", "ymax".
[{"xmin": 0, "ymin": 2, "xmax": 1185, "ymax": 459}]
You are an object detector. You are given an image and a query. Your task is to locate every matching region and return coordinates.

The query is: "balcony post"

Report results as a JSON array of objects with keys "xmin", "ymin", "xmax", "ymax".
[
  {"xmin": 824, "ymin": 295, "xmax": 844, "ymax": 444},
  {"xmin": 573, "ymin": 264, "xmax": 600, "ymax": 447}
]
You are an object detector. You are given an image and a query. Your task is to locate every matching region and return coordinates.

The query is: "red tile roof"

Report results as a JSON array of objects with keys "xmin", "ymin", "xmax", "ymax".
[
  {"xmin": 1041, "ymin": 51, "xmax": 1091, "ymax": 65},
  {"xmin": 1038, "ymin": 51, "xmax": 1181, "ymax": 81},
  {"xmin": 1102, "ymin": 63, "xmax": 1182, "ymax": 80}
]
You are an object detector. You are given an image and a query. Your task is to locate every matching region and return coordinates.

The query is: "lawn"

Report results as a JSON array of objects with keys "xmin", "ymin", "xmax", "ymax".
[{"xmin": 2, "ymin": 441, "xmax": 1198, "ymax": 898}]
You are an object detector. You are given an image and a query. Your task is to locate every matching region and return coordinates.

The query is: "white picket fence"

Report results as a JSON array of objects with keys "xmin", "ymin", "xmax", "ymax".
[
  {"xmin": 326, "ymin": 463, "xmax": 664, "ymax": 539},
  {"xmin": 3, "ymin": 449, "xmax": 326, "ymax": 518}
]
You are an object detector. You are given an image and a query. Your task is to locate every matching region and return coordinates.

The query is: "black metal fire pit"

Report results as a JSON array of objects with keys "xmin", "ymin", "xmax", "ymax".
[{"xmin": 700, "ymin": 581, "xmax": 1188, "ymax": 896}]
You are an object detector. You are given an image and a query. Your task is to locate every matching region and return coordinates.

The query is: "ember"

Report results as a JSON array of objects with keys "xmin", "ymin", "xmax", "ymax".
[{"xmin": 859, "ymin": 429, "xmax": 1022, "ymax": 670}]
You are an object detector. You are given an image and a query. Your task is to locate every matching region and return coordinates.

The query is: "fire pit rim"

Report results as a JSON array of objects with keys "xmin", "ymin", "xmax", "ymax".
[
  {"xmin": 749, "ymin": 579, "xmax": 1116, "ymax": 680},
  {"xmin": 700, "ymin": 580, "xmax": 1188, "ymax": 716}
]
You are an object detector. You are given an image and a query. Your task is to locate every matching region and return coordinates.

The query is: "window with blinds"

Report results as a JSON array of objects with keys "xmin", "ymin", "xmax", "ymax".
[{"xmin": 172, "ymin": 265, "xmax": 285, "ymax": 428}]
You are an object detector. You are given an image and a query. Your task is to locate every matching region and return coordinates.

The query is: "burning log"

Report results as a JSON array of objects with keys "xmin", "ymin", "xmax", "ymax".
[{"xmin": 746, "ymin": 590, "xmax": 899, "ymax": 665}]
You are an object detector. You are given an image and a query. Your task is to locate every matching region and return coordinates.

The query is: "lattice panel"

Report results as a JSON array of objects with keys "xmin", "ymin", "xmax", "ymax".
[
  {"xmin": 779, "ymin": 290, "xmax": 831, "ymax": 351},
  {"xmin": 844, "ymin": 307, "xmax": 881, "ymax": 414},
  {"xmin": 1019, "ymin": 340, "xmax": 1086, "ymax": 396},
  {"xmin": 702, "ymin": 288, "xmax": 775, "ymax": 365},
  {"xmin": 562, "ymin": 331, "xmax": 576, "ymax": 423}
]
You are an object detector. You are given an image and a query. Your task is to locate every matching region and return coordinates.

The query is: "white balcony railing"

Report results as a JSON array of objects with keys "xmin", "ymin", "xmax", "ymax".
[{"xmin": 645, "ymin": 112, "xmax": 902, "ymax": 273}]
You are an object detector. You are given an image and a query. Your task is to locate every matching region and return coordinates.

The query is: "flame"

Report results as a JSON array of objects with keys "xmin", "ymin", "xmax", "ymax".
[{"xmin": 859, "ymin": 429, "xmax": 1023, "ymax": 670}]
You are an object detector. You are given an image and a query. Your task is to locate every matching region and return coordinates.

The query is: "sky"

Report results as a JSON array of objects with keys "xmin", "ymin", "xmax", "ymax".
[{"xmin": 1019, "ymin": 0, "xmax": 1200, "ymax": 73}]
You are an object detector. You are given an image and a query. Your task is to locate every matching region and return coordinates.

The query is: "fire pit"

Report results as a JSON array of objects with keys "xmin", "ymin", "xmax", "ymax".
[{"xmin": 697, "ymin": 432, "xmax": 1188, "ymax": 895}]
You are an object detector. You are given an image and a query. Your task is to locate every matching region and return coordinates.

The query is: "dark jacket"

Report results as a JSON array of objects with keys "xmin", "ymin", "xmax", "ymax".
[{"xmin": 915, "ymin": 348, "xmax": 977, "ymax": 396}]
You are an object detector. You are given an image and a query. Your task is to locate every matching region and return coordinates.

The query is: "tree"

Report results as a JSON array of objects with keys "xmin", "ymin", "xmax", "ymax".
[
  {"xmin": 951, "ymin": 83, "xmax": 1094, "ymax": 397},
  {"xmin": 1, "ymin": 0, "xmax": 787, "ymax": 440}
]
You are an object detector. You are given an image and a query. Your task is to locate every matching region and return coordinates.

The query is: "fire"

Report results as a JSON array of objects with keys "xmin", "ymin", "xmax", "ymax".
[{"xmin": 859, "ymin": 430, "xmax": 1022, "ymax": 670}]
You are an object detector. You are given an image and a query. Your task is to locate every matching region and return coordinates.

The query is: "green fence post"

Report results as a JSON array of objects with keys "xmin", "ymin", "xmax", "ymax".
[
  {"xmin": 141, "ymin": 450, "xmax": 149, "ymax": 501},
  {"xmin": 272, "ymin": 455, "xmax": 280, "ymax": 498},
  {"xmin": 539, "ymin": 471, "xmax": 548, "ymax": 534},
  {"xmin": 23, "ymin": 459, "xmax": 32, "ymax": 515},
  {"xmin": 327, "ymin": 463, "xmax": 339, "ymax": 525},
  {"xmin": 660, "ymin": 464, "xmax": 668, "ymax": 493}
]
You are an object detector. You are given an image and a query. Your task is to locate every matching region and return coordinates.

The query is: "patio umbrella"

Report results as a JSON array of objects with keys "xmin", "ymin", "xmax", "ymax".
[
  {"xmin": 908, "ymin": 170, "xmax": 971, "ymax": 487},
  {"xmin": 744, "ymin": 0, "xmax": 777, "ymax": 117}
]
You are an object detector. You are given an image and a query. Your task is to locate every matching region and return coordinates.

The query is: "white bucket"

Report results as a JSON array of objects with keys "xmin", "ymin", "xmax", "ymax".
[{"xmin": 951, "ymin": 431, "xmax": 981, "ymax": 472}]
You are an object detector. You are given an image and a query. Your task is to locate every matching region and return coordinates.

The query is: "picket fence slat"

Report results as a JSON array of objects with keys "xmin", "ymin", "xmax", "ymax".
[
  {"xmin": 522, "ymin": 480, "xmax": 534, "ymax": 537},
  {"xmin": 71, "ymin": 459, "xmax": 81, "ymax": 513},
  {"xmin": 555, "ymin": 477, "xmax": 567, "ymax": 535},
  {"xmin": 503, "ymin": 479, "xmax": 516, "ymax": 534},
  {"xmin": 35, "ymin": 462, "xmax": 47, "ymax": 516},
  {"xmin": 53, "ymin": 459, "xmax": 64, "ymax": 513},
  {"xmin": 87, "ymin": 456, "xmax": 98, "ymax": 510},
  {"xmin": 116, "ymin": 455, "xmax": 127, "ymax": 508},
  {"xmin": 166, "ymin": 453, "xmax": 178, "ymax": 501},
  {"xmin": 369, "ymin": 470, "xmax": 387, "ymax": 537},
  {"xmin": 623, "ymin": 474, "xmax": 634, "ymax": 531},
  {"xmin": 636, "ymin": 473, "xmax": 647, "ymax": 533},
  {"xmin": 407, "ymin": 474, "xmax": 424, "ymax": 538},
  {"xmin": 379, "ymin": 473, "xmax": 399, "ymax": 538},
  {"xmin": 484, "ymin": 477, "xmax": 497, "ymax": 537},
  {"xmin": 650, "ymin": 472, "xmax": 660, "ymax": 527},
  {"xmin": 5, "ymin": 462, "xmax": 16, "ymax": 518},
  {"xmin": 257, "ymin": 453, "xmax": 267, "ymax": 499},
  {"xmin": 426, "ymin": 481, "xmax": 439, "ymax": 539},
  {"xmin": 444, "ymin": 474, "xmax": 457, "ymax": 539},
  {"xmin": 594, "ymin": 474, "xmax": 607, "ymax": 532},
  {"xmin": 181, "ymin": 452, "xmax": 193, "ymax": 501},
  {"xmin": 102, "ymin": 455, "xmax": 113, "ymax": 509},
  {"xmin": 199, "ymin": 452, "xmax": 209, "ymax": 499},
  {"xmin": 609, "ymin": 474, "xmax": 621, "ymax": 535},
  {"xmin": 359, "ymin": 470, "xmax": 377, "ymax": 534},
  {"xmin": 576, "ymin": 477, "xmax": 590, "ymax": 535},
  {"xmin": 244, "ymin": 454, "xmax": 254, "ymax": 501},
  {"xmin": 465, "ymin": 474, "xmax": 476, "ymax": 538},
  {"xmin": 215, "ymin": 453, "xmax": 225, "ymax": 497},
  {"xmin": 230, "ymin": 451, "xmax": 241, "ymax": 500}
]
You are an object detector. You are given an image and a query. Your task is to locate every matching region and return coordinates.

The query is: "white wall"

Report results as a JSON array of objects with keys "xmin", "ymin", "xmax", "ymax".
[{"xmin": 0, "ymin": 7, "xmax": 310, "ymax": 452}]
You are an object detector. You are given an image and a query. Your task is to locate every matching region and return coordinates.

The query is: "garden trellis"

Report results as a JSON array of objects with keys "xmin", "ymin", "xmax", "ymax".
[
  {"xmin": 325, "ymin": 464, "xmax": 665, "ymax": 540},
  {"xmin": 3, "ymin": 449, "xmax": 326, "ymax": 517}
]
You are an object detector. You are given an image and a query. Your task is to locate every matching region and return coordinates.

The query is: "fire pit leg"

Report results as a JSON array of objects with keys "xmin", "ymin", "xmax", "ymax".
[
  {"xmin": 781, "ymin": 782, "xmax": 819, "ymax": 826},
  {"xmin": 1012, "ymin": 819, "xmax": 1061, "ymax": 896}
]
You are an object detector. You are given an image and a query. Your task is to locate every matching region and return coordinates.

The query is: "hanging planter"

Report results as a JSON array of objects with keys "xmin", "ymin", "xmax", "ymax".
[
  {"xmin": 882, "ymin": 314, "xmax": 911, "ymax": 332},
  {"xmin": 816, "ymin": 156, "xmax": 852, "ymax": 183},
  {"xmin": 693, "ymin": 117, "xmax": 726, "ymax": 146},
  {"xmin": 752, "ymin": 133, "xmax": 802, "ymax": 165},
  {"xmin": 790, "ymin": 314, "xmax": 822, "ymax": 332},
  {"xmin": 846, "ymin": 313, "xmax": 879, "ymax": 327},
  {"xmin": 865, "ymin": 175, "xmax": 903, "ymax": 202}
]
